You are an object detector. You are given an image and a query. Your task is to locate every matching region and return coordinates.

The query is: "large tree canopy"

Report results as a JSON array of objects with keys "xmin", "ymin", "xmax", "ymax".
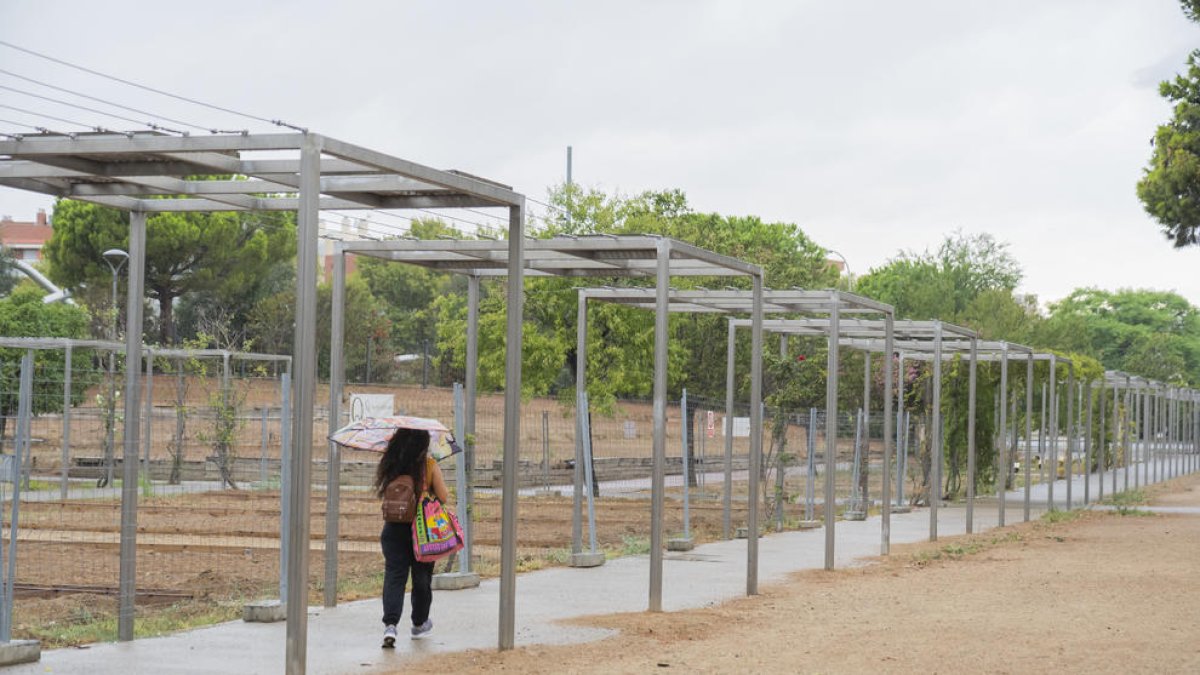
[
  {"xmin": 1137, "ymin": 50, "xmax": 1200, "ymax": 247},
  {"xmin": 1046, "ymin": 287, "xmax": 1200, "ymax": 384},
  {"xmin": 42, "ymin": 199, "xmax": 296, "ymax": 344}
]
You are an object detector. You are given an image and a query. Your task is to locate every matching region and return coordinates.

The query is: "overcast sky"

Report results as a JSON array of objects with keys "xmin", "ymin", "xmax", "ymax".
[{"xmin": 2, "ymin": 0, "xmax": 1197, "ymax": 308}]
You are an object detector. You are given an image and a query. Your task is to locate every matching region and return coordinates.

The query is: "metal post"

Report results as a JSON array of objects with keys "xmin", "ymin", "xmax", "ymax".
[
  {"xmin": 723, "ymin": 320, "xmax": 735, "ymax": 540},
  {"xmin": 143, "ymin": 353, "xmax": 153, "ymax": 484},
  {"xmin": 1098, "ymin": 379, "xmax": 1107, "ymax": 503},
  {"xmin": 573, "ymin": 291, "xmax": 587, "ymax": 554},
  {"xmin": 324, "ymin": 250, "xmax": 346, "ymax": 608},
  {"xmin": 1023, "ymin": 355, "xmax": 1033, "ymax": 521},
  {"xmin": 581, "ymin": 394, "xmax": 598, "ymax": 554},
  {"xmin": 464, "ymin": 275, "xmax": 479, "ymax": 567},
  {"xmin": 0, "ymin": 351, "xmax": 33, "ymax": 641},
  {"xmin": 1065, "ymin": 365, "xmax": 1075, "ymax": 509},
  {"xmin": 1047, "ymin": 357, "xmax": 1057, "ymax": 511},
  {"xmin": 1123, "ymin": 386, "xmax": 1131, "ymax": 492},
  {"xmin": 286, "ymin": 134, "xmax": 321, "ymax": 675},
  {"xmin": 930, "ymin": 322, "xmax": 943, "ymax": 541},
  {"xmin": 260, "ymin": 406, "xmax": 269, "ymax": 486},
  {"xmin": 806, "ymin": 408, "xmax": 817, "ymax": 521},
  {"xmin": 453, "ymin": 383, "xmax": 471, "ymax": 573},
  {"xmin": 541, "ymin": 411, "xmax": 550, "ymax": 493},
  {"xmin": 994, "ymin": 343, "xmax": 1006, "ymax": 529},
  {"xmin": 861, "ymin": 352, "xmax": 870, "ymax": 515},
  {"xmin": 649, "ymin": 239, "xmax": 670, "ymax": 611},
  {"xmin": 748, "ymin": 273, "xmax": 763, "ymax": 593},
  {"xmin": 896, "ymin": 352, "xmax": 905, "ymax": 508},
  {"xmin": 116, "ymin": 211, "xmax": 145, "ymax": 642},
  {"xmin": 1084, "ymin": 383, "xmax": 1093, "ymax": 505},
  {"xmin": 60, "ymin": 345, "xmax": 72, "ymax": 500},
  {"xmin": 824, "ymin": 292, "xmax": 840, "ymax": 570},
  {"xmin": 279, "ymin": 370, "xmax": 291, "ymax": 606},
  {"xmin": 682, "ymin": 389, "xmax": 691, "ymax": 539},
  {"xmin": 497, "ymin": 201, "xmax": 525, "ymax": 650},
  {"xmin": 881, "ymin": 313, "xmax": 894, "ymax": 554}
]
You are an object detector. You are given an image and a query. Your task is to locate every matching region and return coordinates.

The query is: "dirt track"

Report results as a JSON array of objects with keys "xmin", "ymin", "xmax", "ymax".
[{"xmin": 407, "ymin": 474, "xmax": 1200, "ymax": 674}]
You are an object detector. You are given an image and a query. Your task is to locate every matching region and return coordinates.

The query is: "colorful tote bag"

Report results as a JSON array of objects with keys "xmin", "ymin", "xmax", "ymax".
[{"xmin": 412, "ymin": 493, "xmax": 464, "ymax": 563}]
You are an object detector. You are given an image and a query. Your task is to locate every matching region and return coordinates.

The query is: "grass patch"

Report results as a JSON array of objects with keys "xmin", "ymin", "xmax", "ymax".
[
  {"xmin": 1102, "ymin": 489, "xmax": 1148, "ymax": 507},
  {"xmin": 614, "ymin": 535, "xmax": 650, "ymax": 557},
  {"xmin": 1040, "ymin": 509, "xmax": 1084, "ymax": 525},
  {"xmin": 24, "ymin": 599, "xmax": 245, "ymax": 649},
  {"xmin": 1114, "ymin": 506, "xmax": 1156, "ymax": 518}
]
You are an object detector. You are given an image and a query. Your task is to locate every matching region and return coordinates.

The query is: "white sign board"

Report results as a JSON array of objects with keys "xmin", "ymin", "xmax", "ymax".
[
  {"xmin": 706, "ymin": 410, "xmax": 715, "ymax": 438},
  {"xmin": 719, "ymin": 416, "xmax": 751, "ymax": 438},
  {"xmin": 349, "ymin": 394, "xmax": 395, "ymax": 421}
]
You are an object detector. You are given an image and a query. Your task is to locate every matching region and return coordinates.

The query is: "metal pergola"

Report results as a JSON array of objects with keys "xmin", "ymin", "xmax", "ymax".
[
  {"xmin": 1102, "ymin": 371, "xmax": 1200, "ymax": 491},
  {"xmin": 331, "ymin": 236, "xmax": 765, "ymax": 621},
  {"xmin": 580, "ymin": 289, "xmax": 898, "ymax": 568},
  {"xmin": 0, "ymin": 130, "xmax": 526, "ymax": 673}
]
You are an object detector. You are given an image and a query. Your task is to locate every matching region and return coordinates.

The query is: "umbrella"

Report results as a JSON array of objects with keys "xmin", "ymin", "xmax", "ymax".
[{"xmin": 329, "ymin": 416, "xmax": 462, "ymax": 461}]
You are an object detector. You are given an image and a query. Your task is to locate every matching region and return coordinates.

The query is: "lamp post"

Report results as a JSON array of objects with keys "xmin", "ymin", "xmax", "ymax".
[
  {"xmin": 825, "ymin": 248, "xmax": 852, "ymax": 290},
  {"xmin": 100, "ymin": 248, "xmax": 128, "ymax": 488}
]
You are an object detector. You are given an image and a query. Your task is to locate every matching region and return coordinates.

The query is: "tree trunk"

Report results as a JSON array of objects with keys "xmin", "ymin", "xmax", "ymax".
[{"xmin": 158, "ymin": 292, "xmax": 176, "ymax": 345}]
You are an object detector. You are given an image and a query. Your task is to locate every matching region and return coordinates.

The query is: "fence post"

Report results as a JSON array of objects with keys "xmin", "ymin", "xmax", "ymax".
[
  {"xmin": 453, "ymin": 382, "xmax": 473, "ymax": 575},
  {"xmin": 260, "ymin": 406, "xmax": 269, "ymax": 486},
  {"xmin": 541, "ymin": 411, "xmax": 550, "ymax": 493},
  {"xmin": 60, "ymin": 345, "xmax": 72, "ymax": 500},
  {"xmin": 1, "ymin": 351, "xmax": 33, "ymax": 642},
  {"xmin": 143, "ymin": 353, "xmax": 153, "ymax": 485},
  {"xmin": 805, "ymin": 408, "xmax": 817, "ymax": 522}
]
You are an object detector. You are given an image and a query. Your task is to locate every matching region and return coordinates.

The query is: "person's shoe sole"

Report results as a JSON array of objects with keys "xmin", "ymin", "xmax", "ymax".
[{"xmin": 382, "ymin": 635, "xmax": 395, "ymax": 649}]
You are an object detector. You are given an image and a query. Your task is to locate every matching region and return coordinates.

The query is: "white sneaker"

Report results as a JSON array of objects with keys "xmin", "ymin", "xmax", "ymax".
[
  {"xmin": 382, "ymin": 624, "xmax": 397, "ymax": 648},
  {"xmin": 411, "ymin": 619, "xmax": 433, "ymax": 638}
]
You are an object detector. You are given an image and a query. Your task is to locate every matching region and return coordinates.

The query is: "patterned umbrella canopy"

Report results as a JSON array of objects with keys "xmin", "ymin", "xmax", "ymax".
[{"xmin": 328, "ymin": 416, "xmax": 461, "ymax": 460}]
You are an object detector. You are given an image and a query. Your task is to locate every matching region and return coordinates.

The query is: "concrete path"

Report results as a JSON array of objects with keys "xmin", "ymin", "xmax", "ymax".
[{"xmin": 7, "ymin": 460, "xmax": 1191, "ymax": 675}]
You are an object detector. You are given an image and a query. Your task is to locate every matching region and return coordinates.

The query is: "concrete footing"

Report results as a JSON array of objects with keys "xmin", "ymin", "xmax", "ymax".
[
  {"xmin": 797, "ymin": 520, "xmax": 822, "ymax": 529},
  {"xmin": 666, "ymin": 537, "xmax": 694, "ymax": 551},
  {"xmin": 735, "ymin": 527, "xmax": 748, "ymax": 539},
  {"xmin": 433, "ymin": 572, "xmax": 481, "ymax": 591},
  {"xmin": 569, "ymin": 551, "xmax": 606, "ymax": 568},
  {"xmin": 243, "ymin": 599, "xmax": 286, "ymax": 623},
  {"xmin": 534, "ymin": 488, "xmax": 562, "ymax": 498},
  {"xmin": 843, "ymin": 511, "xmax": 866, "ymax": 521},
  {"xmin": 0, "ymin": 640, "xmax": 39, "ymax": 666},
  {"xmin": 891, "ymin": 505, "xmax": 912, "ymax": 514}
]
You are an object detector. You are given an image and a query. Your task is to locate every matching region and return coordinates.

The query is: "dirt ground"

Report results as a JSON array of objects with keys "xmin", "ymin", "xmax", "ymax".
[{"xmin": 405, "ymin": 473, "xmax": 1200, "ymax": 674}]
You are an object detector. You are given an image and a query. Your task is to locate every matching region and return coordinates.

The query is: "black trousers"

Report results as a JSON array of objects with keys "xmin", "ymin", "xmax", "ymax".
[{"xmin": 380, "ymin": 521, "xmax": 433, "ymax": 626}]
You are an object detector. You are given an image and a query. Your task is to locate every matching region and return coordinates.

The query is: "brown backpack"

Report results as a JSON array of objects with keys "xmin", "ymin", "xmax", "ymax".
[{"xmin": 381, "ymin": 474, "xmax": 418, "ymax": 523}]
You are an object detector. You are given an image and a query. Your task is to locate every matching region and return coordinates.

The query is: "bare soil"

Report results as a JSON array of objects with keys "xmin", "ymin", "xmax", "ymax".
[{"xmin": 404, "ymin": 473, "xmax": 1200, "ymax": 675}]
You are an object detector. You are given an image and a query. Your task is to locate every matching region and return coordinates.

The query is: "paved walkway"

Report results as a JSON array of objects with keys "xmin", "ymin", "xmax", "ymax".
[{"xmin": 7, "ymin": 460, "xmax": 1191, "ymax": 675}]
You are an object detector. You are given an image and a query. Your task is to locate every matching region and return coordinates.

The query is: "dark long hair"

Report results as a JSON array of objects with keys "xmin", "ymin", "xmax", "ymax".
[{"xmin": 373, "ymin": 428, "xmax": 430, "ymax": 498}]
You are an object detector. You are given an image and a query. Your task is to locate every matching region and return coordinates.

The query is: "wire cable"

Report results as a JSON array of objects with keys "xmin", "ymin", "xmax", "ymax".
[
  {"xmin": 0, "ymin": 103, "xmax": 102, "ymax": 131},
  {"xmin": 0, "ymin": 68, "xmax": 233, "ymax": 134},
  {"xmin": 0, "ymin": 117, "xmax": 40, "ymax": 131},
  {"xmin": 0, "ymin": 40, "xmax": 306, "ymax": 132},
  {"xmin": 0, "ymin": 84, "xmax": 185, "ymax": 134}
]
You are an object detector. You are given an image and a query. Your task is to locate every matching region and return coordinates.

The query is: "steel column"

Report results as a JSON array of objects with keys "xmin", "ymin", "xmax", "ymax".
[
  {"xmin": 723, "ymin": 320, "xmax": 735, "ymax": 540},
  {"xmin": 1084, "ymin": 383, "xmax": 1093, "ymax": 505},
  {"xmin": 1023, "ymin": 355, "xmax": 1033, "ymax": 521},
  {"xmin": 994, "ymin": 343, "xmax": 1006, "ymax": 528},
  {"xmin": 1047, "ymin": 356, "xmax": 1057, "ymax": 510},
  {"xmin": 930, "ymin": 322, "xmax": 942, "ymax": 541},
  {"xmin": 285, "ymin": 134, "xmax": 321, "ymax": 675},
  {"xmin": 464, "ymin": 275, "xmax": 479, "ymax": 568},
  {"xmin": 324, "ymin": 251, "xmax": 345, "ymax": 608},
  {"xmin": 747, "ymin": 274, "xmax": 763, "ymax": 593},
  {"xmin": 824, "ymin": 293, "xmax": 840, "ymax": 569},
  {"xmin": 1065, "ymin": 365, "xmax": 1075, "ymax": 509},
  {"xmin": 649, "ymin": 239, "xmax": 670, "ymax": 610},
  {"xmin": 573, "ymin": 291, "xmax": 587, "ymax": 554},
  {"xmin": 881, "ymin": 313, "xmax": 894, "ymax": 554},
  {"xmin": 497, "ymin": 202, "xmax": 525, "ymax": 649},
  {"xmin": 117, "ymin": 209, "xmax": 145, "ymax": 642}
]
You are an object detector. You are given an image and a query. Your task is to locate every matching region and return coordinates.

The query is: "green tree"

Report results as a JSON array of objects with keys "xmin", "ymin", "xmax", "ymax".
[
  {"xmin": 42, "ymin": 199, "xmax": 296, "ymax": 344},
  {"xmin": 0, "ymin": 247, "xmax": 19, "ymax": 297},
  {"xmin": 1046, "ymin": 287, "xmax": 1200, "ymax": 384},
  {"xmin": 0, "ymin": 284, "xmax": 93, "ymax": 451}
]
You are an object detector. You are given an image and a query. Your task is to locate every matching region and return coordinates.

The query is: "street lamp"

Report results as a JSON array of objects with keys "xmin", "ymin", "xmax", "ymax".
[
  {"xmin": 100, "ymin": 248, "xmax": 128, "ymax": 488},
  {"xmin": 825, "ymin": 248, "xmax": 853, "ymax": 290}
]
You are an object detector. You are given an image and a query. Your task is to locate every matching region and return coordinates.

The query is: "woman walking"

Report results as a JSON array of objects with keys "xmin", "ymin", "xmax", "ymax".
[{"xmin": 374, "ymin": 427, "xmax": 450, "ymax": 648}]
